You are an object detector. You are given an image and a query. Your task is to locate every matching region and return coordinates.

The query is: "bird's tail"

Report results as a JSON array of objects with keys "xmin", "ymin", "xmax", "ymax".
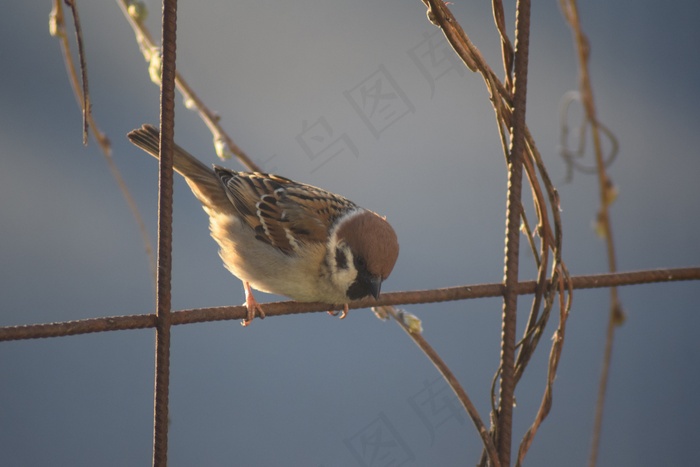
[
  {"xmin": 127, "ymin": 124, "xmax": 230, "ymax": 210},
  {"xmin": 127, "ymin": 124, "xmax": 215, "ymax": 180}
]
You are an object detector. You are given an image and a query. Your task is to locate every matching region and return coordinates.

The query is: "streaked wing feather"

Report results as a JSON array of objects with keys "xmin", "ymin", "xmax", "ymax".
[{"xmin": 215, "ymin": 169, "xmax": 357, "ymax": 254}]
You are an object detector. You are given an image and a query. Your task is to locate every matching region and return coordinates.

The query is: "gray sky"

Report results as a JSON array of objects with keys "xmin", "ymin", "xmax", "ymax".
[{"xmin": 1, "ymin": 1, "xmax": 699, "ymax": 466}]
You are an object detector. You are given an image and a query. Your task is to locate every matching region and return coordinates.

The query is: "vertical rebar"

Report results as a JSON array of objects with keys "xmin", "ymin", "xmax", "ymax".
[
  {"xmin": 499, "ymin": 0, "xmax": 531, "ymax": 465},
  {"xmin": 152, "ymin": 0, "xmax": 178, "ymax": 465}
]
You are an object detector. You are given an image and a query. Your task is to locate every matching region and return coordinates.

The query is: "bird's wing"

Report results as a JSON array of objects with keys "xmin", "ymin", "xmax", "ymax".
[{"xmin": 215, "ymin": 169, "xmax": 357, "ymax": 255}]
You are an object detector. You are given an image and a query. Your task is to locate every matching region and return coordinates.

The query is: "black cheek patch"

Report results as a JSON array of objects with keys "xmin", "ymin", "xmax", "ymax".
[{"xmin": 335, "ymin": 247, "xmax": 348, "ymax": 270}]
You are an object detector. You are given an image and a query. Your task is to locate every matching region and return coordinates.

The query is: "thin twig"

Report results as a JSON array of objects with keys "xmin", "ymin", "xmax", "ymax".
[
  {"xmin": 62, "ymin": 0, "xmax": 90, "ymax": 144},
  {"xmin": 513, "ymin": 130, "xmax": 569, "ymax": 386},
  {"xmin": 2, "ymin": 267, "xmax": 697, "ymax": 342},
  {"xmin": 558, "ymin": 92, "xmax": 618, "ymax": 180},
  {"xmin": 116, "ymin": 0, "xmax": 261, "ymax": 172},
  {"xmin": 49, "ymin": 0, "xmax": 157, "ymax": 284},
  {"xmin": 382, "ymin": 306, "xmax": 500, "ymax": 467},
  {"xmin": 422, "ymin": 0, "xmax": 511, "ymax": 101},
  {"xmin": 491, "ymin": 0, "xmax": 514, "ymax": 89},
  {"xmin": 516, "ymin": 266, "xmax": 573, "ymax": 466},
  {"xmin": 559, "ymin": 2, "xmax": 623, "ymax": 465}
]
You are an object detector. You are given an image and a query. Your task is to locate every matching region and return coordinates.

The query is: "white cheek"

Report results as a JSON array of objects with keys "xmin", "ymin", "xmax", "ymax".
[
  {"xmin": 329, "ymin": 243, "xmax": 358, "ymax": 291},
  {"xmin": 333, "ymin": 263, "xmax": 357, "ymax": 290}
]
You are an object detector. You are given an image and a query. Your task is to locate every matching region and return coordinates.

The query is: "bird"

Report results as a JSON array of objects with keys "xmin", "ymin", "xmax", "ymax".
[{"xmin": 127, "ymin": 124, "xmax": 399, "ymax": 326}]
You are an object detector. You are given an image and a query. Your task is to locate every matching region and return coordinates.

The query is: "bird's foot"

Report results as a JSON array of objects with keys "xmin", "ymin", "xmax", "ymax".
[
  {"xmin": 327, "ymin": 303, "xmax": 349, "ymax": 320},
  {"xmin": 241, "ymin": 282, "xmax": 266, "ymax": 327}
]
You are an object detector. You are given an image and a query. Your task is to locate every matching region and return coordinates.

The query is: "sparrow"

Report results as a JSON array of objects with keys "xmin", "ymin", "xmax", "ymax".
[{"xmin": 127, "ymin": 124, "xmax": 399, "ymax": 326}]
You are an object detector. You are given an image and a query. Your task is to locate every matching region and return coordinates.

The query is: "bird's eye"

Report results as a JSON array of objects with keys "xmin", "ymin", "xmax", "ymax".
[
  {"xmin": 335, "ymin": 247, "xmax": 348, "ymax": 270},
  {"xmin": 355, "ymin": 256, "xmax": 367, "ymax": 271}
]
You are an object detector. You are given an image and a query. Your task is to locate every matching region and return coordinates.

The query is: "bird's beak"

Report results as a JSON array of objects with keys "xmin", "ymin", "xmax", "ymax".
[{"xmin": 369, "ymin": 277, "xmax": 382, "ymax": 299}]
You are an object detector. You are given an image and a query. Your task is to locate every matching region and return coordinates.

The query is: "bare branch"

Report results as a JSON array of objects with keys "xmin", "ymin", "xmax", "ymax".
[
  {"xmin": 116, "ymin": 0, "xmax": 261, "ymax": 172},
  {"xmin": 381, "ymin": 305, "xmax": 500, "ymax": 467},
  {"xmin": 49, "ymin": 0, "xmax": 157, "ymax": 284},
  {"xmin": 559, "ymin": 2, "xmax": 625, "ymax": 465}
]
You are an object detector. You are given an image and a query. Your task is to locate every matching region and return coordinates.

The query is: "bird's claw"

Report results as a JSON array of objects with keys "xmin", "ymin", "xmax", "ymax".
[
  {"xmin": 327, "ymin": 304, "xmax": 349, "ymax": 320},
  {"xmin": 241, "ymin": 282, "xmax": 266, "ymax": 327}
]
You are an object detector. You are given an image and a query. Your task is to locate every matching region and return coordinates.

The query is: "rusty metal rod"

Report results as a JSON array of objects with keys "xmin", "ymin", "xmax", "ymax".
[
  {"xmin": 1, "ymin": 267, "xmax": 697, "ymax": 342},
  {"xmin": 152, "ymin": 0, "xmax": 178, "ymax": 464}
]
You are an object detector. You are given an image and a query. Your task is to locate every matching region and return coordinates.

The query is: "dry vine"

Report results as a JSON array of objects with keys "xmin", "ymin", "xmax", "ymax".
[
  {"xmin": 559, "ymin": 2, "xmax": 625, "ymax": 465},
  {"xmin": 421, "ymin": 1, "xmax": 571, "ymax": 464}
]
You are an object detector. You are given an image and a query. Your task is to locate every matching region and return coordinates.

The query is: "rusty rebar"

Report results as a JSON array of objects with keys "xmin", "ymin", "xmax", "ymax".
[
  {"xmin": 152, "ymin": 0, "xmax": 178, "ymax": 465},
  {"xmin": 2, "ymin": 268, "xmax": 697, "ymax": 343},
  {"xmin": 498, "ymin": 1, "xmax": 531, "ymax": 464}
]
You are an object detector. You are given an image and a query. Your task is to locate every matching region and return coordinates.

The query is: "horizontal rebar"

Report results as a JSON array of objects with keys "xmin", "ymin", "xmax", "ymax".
[{"xmin": 1, "ymin": 267, "xmax": 698, "ymax": 342}]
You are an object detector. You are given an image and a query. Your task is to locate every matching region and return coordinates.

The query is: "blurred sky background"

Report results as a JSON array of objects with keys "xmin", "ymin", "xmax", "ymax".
[{"xmin": 1, "ymin": 1, "xmax": 699, "ymax": 466}]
